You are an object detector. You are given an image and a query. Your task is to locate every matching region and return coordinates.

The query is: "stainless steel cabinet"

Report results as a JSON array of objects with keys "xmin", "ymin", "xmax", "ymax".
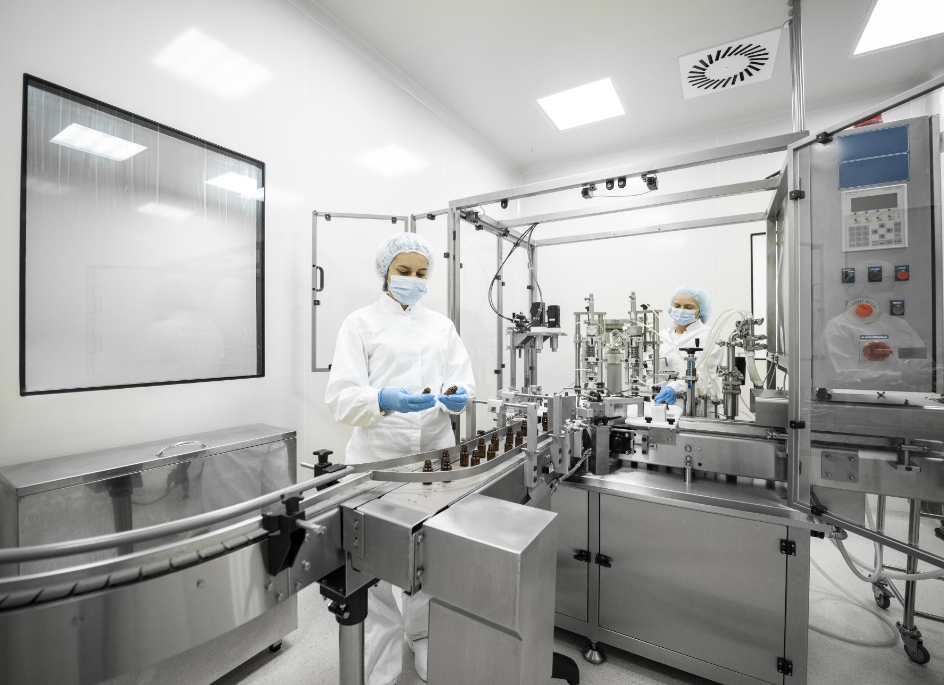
[
  {"xmin": 551, "ymin": 484, "xmax": 589, "ymax": 622},
  {"xmin": 552, "ymin": 472, "xmax": 815, "ymax": 685},
  {"xmin": 598, "ymin": 495, "xmax": 787, "ymax": 684}
]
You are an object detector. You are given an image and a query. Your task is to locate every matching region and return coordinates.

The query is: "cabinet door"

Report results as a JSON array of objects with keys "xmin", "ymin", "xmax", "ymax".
[
  {"xmin": 598, "ymin": 495, "xmax": 787, "ymax": 685},
  {"xmin": 551, "ymin": 485, "xmax": 589, "ymax": 622}
]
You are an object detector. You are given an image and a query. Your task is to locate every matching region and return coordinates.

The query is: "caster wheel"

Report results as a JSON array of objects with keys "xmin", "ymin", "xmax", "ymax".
[
  {"xmin": 269, "ymin": 640, "xmax": 283, "ymax": 653},
  {"xmin": 874, "ymin": 593, "xmax": 890, "ymax": 610},
  {"xmin": 904, "ymin": 643, "xmax": 930, "ymax": 665}
]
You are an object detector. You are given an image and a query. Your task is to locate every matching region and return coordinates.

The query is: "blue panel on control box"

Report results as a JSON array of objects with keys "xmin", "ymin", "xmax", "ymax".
[
  {"xmin": 839, "ymin": 153, "xmax": 909, "ymax": 189},
  {"xmin": 837, "ymin": 125, "xmax": 909, "ymax": 163}
]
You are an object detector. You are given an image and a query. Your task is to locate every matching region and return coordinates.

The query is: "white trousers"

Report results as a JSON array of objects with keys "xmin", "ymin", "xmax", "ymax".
[{"xmin": 364, "ymin": 581, "xmax": 430, "ymax": 685}]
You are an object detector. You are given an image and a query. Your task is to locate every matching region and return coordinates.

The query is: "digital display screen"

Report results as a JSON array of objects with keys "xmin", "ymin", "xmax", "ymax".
[{"xmin": 851, "ymin": 193, "xmax": 897, "ymax": 212}]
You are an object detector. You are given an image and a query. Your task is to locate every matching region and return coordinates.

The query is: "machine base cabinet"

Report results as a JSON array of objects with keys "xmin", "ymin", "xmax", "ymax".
[{"xmin": 553, "ymin": 483, "xmax": 811, "ymax": 685}]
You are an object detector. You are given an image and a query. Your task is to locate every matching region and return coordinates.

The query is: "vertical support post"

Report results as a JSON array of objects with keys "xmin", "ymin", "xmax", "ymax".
[
  {"xmin": 789, "ymin": 0, "xmax": 806, "ymax": 133},
  {"xmin": 524, "ymin": 402, "xmax": 539, "ymax": 488},
  {"xmin": 496, "ymin": 235, "xmax": 504, "ymax": 395},
  {"xmin": 902, "ymin": 499, "xmax": 922, "ymax": 631},
  {"xmin": 528, "ymin": 244, "xmax": 539, "ymax": 390},
  {"xmin": 338, "ymin": 623, "xmax": 365, "ymax": 685},
  {"xmin": 465, "ymin": 402, "xmax": 477, "ymax": 441},
  {"xmin": 447, "ymin": 209, "xmax": 460, "ymax": 334},
  {"xmin": 406, "ymin": 215, "xmax": 416, "ymax": 233},
  {"xmin": 311, "ymin": 211, "xmax": 319, "ymax": 372}
]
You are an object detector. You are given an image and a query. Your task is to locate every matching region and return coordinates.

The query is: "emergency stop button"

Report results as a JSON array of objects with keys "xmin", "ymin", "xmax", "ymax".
[
  {"xmin": 845, "ymin": 297, "xmax": 880, "ymax": 324},
  {"xmin": 895, "ymin": 265, "xmax": 909, "ymax": 281}
]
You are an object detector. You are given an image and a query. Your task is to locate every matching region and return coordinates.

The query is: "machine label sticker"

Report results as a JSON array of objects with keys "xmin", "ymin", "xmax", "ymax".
[{"xmin": 859, "ymin": 334, "xmax": 893, "ymax": 362}]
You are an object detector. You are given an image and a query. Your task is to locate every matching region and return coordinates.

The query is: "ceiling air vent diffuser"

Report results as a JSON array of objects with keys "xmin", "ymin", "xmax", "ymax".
[{"xmin": 679, "ymin": 27, "xmax": 783, "ymax": 99}]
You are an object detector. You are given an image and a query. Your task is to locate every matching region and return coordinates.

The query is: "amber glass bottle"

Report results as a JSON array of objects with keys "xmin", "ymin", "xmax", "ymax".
[
  {"xmin": 486, "ymin": 445, "xmax": 496, "ymax": 461},
  {"xmin": 422, "ymin": 459, "xmax": 433, "ymax": 485},
  {"xmin": 459, "ymin": 444, "xmax": 469, "ymax": 468},
  {"xmin": 475, "ymin": 438, "xmax": 486, "ymax": 459},
  {"xmin": 515, "ymin": 430, "xmax": 524, "ymax": 447},
  {"xmin": 490, "ymin": 433, "xmax": 500, "ymax": 451}
]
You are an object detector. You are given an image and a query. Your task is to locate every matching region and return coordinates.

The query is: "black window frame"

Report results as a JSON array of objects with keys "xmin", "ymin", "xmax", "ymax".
[{"xmin": 19, "ymin": 74, "xmax": 265, "ymax": 395}]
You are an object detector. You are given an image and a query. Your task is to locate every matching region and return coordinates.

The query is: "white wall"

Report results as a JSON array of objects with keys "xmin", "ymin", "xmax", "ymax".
[{"xmin": 0, "ymin": 0, "xmax": 514, "ymax": 467}]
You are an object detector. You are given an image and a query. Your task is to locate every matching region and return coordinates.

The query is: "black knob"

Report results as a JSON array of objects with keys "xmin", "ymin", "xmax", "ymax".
[{"xmin": 313, "ymin": 449, "xmax": 334, "ymax": 465}]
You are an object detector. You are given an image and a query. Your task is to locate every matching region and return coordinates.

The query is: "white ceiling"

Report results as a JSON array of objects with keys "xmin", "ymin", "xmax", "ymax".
[{"xmin": 310, "ymin": 0, "xmax": 944, "ymax": 173}]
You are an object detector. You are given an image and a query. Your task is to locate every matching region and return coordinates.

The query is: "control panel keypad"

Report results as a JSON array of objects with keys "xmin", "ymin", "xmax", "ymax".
[{"xmin": 847, "ymin": 209, "xmax": 903, "ymax": 249}]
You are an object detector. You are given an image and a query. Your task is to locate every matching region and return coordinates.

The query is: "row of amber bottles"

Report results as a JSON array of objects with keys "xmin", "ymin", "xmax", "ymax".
[{"xmin": 422, "ymin": 418, "xmax": 545, "ymax": 484}]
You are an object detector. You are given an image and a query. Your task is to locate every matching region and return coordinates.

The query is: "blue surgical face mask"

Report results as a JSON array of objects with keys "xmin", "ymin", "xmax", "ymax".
[
  {"xmin": 669, "ymin": 307, "xmax": 698, "ymax": 326},
  {"xmin": 388, "ymin": 275, "xmax": 428, "ymax": 305}
]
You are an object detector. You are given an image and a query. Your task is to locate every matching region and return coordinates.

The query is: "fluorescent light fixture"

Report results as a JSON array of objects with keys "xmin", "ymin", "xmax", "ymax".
[
  {"xmin": 537, "ymin": 78, "xmax": 625, "ymax": 131},
  {"xmin": 854, "ymin": 0, "xmax": 944, "ymax": 55},
  {"xmin": 138, "ymin": 202, "xmax": 193, "ymax": 220},
  {"xmin": 357, "ymin": 145, "xmax": 428, "ymax": 176},
  {"xmin": 50, "ymin": 123, "xmax": 146, "ymax": 161},
  {"xmin": 154, "ymin": 28, "xmax": 273, "ymax": 99},
  {"xmin": 206, "ymin": 172, "xmax": 259, "ymax": 195}
]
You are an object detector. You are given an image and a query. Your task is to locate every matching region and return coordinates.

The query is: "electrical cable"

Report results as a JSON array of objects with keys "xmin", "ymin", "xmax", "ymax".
[{"xmin": 487, "ymin": 222, "xmax": 538, "ymax": 323}]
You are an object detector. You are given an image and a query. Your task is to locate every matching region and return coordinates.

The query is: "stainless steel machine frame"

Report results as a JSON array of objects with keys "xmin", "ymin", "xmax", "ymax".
[
  {"xmin": 0, "ymin": 418, "xmax": 566, "ymax": 685},
  {"xmin": 779, "ymin": 75, "xmax": 944, "ymax": 664}
]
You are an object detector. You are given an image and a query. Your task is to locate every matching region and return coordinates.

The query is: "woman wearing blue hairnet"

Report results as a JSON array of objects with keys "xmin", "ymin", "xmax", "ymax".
[
  {"xmin": 653, "ymin": 285, "xmax": 723, "ymax": 412},
  {"xmin": 325, "ymin": 232, "xmax": 475, "ymax": 685}
]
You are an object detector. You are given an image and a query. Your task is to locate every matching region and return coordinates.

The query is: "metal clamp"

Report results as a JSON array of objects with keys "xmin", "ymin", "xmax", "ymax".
[{"xmin": 155, "ymin": 440, "xmax": 207, "ymax": 458}]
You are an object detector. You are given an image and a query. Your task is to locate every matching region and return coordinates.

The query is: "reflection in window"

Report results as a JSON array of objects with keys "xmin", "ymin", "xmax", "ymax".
[{"xmin": 21, "ymin": 76, "xmax": 264, "ymax": 394}]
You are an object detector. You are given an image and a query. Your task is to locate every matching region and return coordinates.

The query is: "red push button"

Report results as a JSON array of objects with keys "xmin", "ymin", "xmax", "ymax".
[{"xmin": 855, "ymin": 303, "xmax": 874, "ymax": 318}]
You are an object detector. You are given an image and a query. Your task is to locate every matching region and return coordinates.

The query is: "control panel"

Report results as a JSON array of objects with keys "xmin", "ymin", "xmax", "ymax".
[
  {"xmin": 842, "ymin": 184, "xmax": 907, "ymax": 252},
  {"xmin": 806, "ymin": 115, "xmax": 940, "ymax": 394}
]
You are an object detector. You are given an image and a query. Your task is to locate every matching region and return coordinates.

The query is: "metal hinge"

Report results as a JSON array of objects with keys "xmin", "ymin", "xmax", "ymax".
[
  {"xmin": 777, "ymin": 657, "xmax": 793, "ymax": 676},
  {"xmin": 595, "ymin": 553, "xmax": 612, "ymax": 568},
  {"xmin": 780, "ymin": 539, "xmax": 796, "ymax": 556},
  {"xmin": 573, "ymin": 549, "xmax": 591, "ymax": 563},
  {"xmin": 788, "ymin": 190, "xmax": 805, "ymax": 200},
  {"xmin": 788, "ymin": 420, "xmax": 805, "ymax": 429}
]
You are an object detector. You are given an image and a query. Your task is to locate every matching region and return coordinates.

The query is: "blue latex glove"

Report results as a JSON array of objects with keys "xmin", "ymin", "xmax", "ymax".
[
  {"xmin": 378, "ymin": 388, "xmax": 437, "ymax": 413},
  {"xmin": 437, "ymin": 386, "xmax": 469, "ymax": 412},
  {"xmin": 653, "ymin": 386, "xmax": 676, "ymax": 405}
]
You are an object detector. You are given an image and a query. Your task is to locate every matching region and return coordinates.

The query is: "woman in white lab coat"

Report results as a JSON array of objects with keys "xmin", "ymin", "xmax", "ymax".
[
  {"xmin": 654, "ymin": 285, "xmax": 722, "ymax": 412},
  {"xmin": 325, "ymin": 232, "xmax": 475, "ymax": 685}
]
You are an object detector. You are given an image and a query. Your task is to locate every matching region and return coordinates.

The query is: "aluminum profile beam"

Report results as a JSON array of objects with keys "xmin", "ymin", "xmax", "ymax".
[
  {"xmin": 498, "ymin": 177, "xmax": 778, "ymax": 229},
  {"xmin": 449, "ymin": 131, "xmax": 806, "ymax": 210},
  {"xmin": 314, "ymin": 212, "xmax": 408, "ymax": 223},
  {"xmin": 532, "ymin": 212, "xmax": 767, "ymax": 248}
]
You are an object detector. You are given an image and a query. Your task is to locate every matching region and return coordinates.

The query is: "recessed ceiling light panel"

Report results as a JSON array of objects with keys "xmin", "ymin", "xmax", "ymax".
[
  {"xmin": 854, "ymin": 0, "xmax": 944, "ymax": 55},
  {"xmin": 536, "ymin": 78, "xmax": 625, "ymax": 131},
  {"xmin": 679, "ymin": 28, "xmax": 783, "ymax": 100},
  {"xmin": 50, "ymin": 123, "xmax": 147, "ymax": 161},
  {"xmin": 357, "ymin": 145, "xmax": 428, "ymax": 176}
]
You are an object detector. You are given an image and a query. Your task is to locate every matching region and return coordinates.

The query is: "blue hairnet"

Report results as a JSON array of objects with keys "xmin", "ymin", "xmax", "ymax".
[
  {"xmin": 375, "ymin": 232, "xmax": 435, "ymax": 290},
  {"xmin": 669, "ymin": 285, "xmax": 712, "ymax": 323}
]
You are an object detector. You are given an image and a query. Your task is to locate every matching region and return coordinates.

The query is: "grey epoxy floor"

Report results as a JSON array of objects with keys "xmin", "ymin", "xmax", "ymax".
[{"xmin": 212, "ymin": 506, "xmax": 944, "ymax": 685}]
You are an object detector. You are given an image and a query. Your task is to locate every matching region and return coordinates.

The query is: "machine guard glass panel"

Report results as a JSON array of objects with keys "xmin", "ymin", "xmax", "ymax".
[
  {"xmin": 808, "ymin": 117, "xmax": 939, "ymax": 394},
  {"xmin": 20, "ymin": 75, "xmax": 264, "ymax": 394}
]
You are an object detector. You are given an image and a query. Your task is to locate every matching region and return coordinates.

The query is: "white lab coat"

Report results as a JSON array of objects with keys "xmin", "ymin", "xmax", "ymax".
[
  {"xmin": 326, "ymin": 294, "xmax": 475, "ymax": 465},
  {"xmin": 659, "ymin": 319, "xmax": 723, "ymax": 407},
  {"xmin": 325, "ymin": 293, "xmax": 476, "ymax": 685}
]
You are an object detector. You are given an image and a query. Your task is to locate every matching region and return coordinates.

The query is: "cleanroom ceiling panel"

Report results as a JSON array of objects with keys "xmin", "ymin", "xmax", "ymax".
[{"xmin": 310, "ymin": 0, "xmax": 944, "ymax": 172}]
